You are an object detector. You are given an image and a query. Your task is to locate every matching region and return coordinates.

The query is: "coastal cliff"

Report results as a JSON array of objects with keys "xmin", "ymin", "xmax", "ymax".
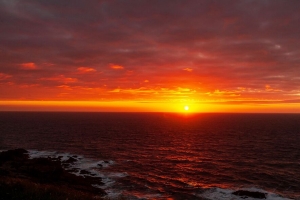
[{"xmin": 0, "ymin": 149, "xmax": 106, "ymax": 200}]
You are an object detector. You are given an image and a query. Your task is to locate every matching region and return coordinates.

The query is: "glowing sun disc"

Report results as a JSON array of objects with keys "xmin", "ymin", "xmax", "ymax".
[{"xmin": 184, "ymin": 105, "xmax": 189, "ymax": 111}]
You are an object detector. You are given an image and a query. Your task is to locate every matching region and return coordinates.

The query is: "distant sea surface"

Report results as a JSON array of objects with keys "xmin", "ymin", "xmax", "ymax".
[{"xmin": 1, "ymin": 112, "xmax": 300, "ymax": 200}]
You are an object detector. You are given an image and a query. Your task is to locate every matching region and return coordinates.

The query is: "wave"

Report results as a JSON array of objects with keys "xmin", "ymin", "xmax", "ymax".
[
  {"xmin": 198, "ymin": 187, "xmax": 295, "ymax": 200},
  {"xmin": 27, "ymin": 149, "xmax": 126, "ymax": 199},
  {"xmin": 17, "ymin": 149, "xmax": 298, "ymax": 200}
]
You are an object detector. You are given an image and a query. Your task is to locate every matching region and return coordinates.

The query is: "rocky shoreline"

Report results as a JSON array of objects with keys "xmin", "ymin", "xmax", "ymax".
[
  {"xmin": 0, "ymin": 149, "xmax": 106, "ymax": 200},
  {"xmin": 0, "ymin": 149, "xmax": 270, "ymax": 200}
]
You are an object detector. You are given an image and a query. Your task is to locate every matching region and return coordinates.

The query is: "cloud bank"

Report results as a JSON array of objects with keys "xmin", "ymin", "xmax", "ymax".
[{"xmin": 0, "ymin": 0, "xmax": 300, "ymax": 104}]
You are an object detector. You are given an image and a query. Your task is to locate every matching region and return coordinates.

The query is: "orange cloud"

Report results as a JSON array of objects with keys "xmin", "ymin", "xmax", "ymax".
[
  {"xmin": 20, "ymin": 62, "xmax": 37, "ymax": 70},
  {"xmin": 40, "ymin": 75, "xmax": 77, "ymax": 84},
  {"xmin": 265, "ymin": 84, "xmax": 282, "ymax": 92},
  {"xmin": 77, "ymin": 67, "xmax": 96, "ymax": 73},
  {"xmin": 110, "ymin": 88, "xmax": 121, "ymax": 93},
  {"xmin": 110, "ymin": 64, "xmax": 124, "ymax": 70},
  {"xmin": 205, "ymin": 89, "xmax": 241, "ymax": 97},
  {"xmin": 57, "ymin": 85, "xmax": 72, "ymax": 90},
  {"xmin": 183, "ymin": 68, "xmax": 193, "ymax": 72}
]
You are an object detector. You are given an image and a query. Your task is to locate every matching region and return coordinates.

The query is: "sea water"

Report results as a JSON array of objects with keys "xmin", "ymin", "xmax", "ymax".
[{"xmin": 0, "ymin": 112, "xmax": 299, "ymax": 199}]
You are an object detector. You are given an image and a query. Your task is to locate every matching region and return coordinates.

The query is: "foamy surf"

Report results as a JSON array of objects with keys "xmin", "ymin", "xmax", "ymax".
[
  {"xmin": 197, "ymin": 187, "xmax": 294, "ymax": 200},
  {"xmin": 27, "ymin": 149, "xmax": 127, "ymax": 198},
  {"xmin": 1, "ymin": 149, "xmax": 298, "ymax": 200},
  {"xmin": 105, "ymin": 187, "xmax": 296, "ymax": 200}
]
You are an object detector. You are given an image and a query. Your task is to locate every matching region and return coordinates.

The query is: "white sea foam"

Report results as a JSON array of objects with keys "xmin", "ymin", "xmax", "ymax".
[
  {"xmin": 5, "ymin": 149, "xmax": 296, "ymax": 200},
  {"xmin": 27, "ymin": 150, "xmax": 58, "ymax": 158},
  {"xmin": 197, "ymin": 187, "xmax": 293, "ymax": 200},
  {"xmin": 26, "ymin": 149, "xmax": 126, "ymax": 195},
  {"xmin": 108, "ymin": 172, "xmax": 128, "ymax": 178},
  {"xmin": 121, "ymin": 192, "xmax": 162, "ymax": 200},
  {"xmin": 93, "ymin": 186, "xmax": 123, "ymax": 199}
]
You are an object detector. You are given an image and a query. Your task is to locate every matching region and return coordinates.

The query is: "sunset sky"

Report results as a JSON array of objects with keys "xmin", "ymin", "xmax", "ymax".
[{"xmin": 1, "ymin": 0, "xmax": 300, "ymax": 112}]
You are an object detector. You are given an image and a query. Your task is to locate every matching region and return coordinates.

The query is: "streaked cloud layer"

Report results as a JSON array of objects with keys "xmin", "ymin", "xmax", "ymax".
[{"xmin": 0, "ymin": 0, "xmax": 300, "ymax": 111}]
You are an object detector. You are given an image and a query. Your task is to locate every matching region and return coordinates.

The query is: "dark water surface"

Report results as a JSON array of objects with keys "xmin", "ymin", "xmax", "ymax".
[{"xmin": 1, "ymin": 112, "xmax": 300, "ymax": 199}]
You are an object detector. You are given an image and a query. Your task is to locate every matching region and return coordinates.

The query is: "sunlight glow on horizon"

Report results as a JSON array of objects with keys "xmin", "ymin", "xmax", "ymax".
[
  {"xmin": 1, "ymin": 100, "xmax": 300, "ymax": 113},
  {"xmin": 184, "ymin": 105, "xmax": 189, "ymax": 111}
]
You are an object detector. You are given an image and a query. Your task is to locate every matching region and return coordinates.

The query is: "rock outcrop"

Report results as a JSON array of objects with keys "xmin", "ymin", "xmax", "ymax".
[
  {"xmin": 0, "ymin": 149, "xmax": 106, "ymax": 199},
  {"xmin": 232, "ymin": 190, "xmax": 267, "ymax": 199}
]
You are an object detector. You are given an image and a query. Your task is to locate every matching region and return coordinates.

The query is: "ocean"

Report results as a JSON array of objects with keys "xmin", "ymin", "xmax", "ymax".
[{"xmin": 0, "ymin": 112, "xmax": 299, "ymax": 200}]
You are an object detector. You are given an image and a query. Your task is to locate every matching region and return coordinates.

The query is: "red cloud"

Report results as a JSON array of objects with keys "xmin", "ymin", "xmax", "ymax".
[
  {"xmin": 0, "ymin": 1, "xmax": 300, "ymax": 105},
  {"xmin": 40, "ymin": 75, "xmax": 77, "ymax": 84},
  {"xmin": 20, "ymin": 62, "xmax": 37, "ymax": 70},
  {"xmin": 77, "ymin": 67, "xmax": 96, "ymax": 73},
  {"xmin": 0, "ymin": 73, "xmax": 12, "ymax": 80},
  {"xmin": 110, "ymin": 64, "xmax": 124, "ymax": 70}
]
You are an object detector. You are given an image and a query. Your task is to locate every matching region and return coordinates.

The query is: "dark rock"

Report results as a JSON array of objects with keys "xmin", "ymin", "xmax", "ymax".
[
  {"xmin": 62, "ymin": 163, "xmax": 70, "ymax": 168},
  {"xmin": 0, "ymin": 149, "xmax": 106, "ymax": 196},
  {"xmin": 104, "ymin": 160, "xmax": 109, "ymax": 163},
  {"xmin": 20, "ymin": 157, "xmax": 64, "ymax": 183},
  {"xmin": 66, "ymin": 168, "xmax": 79, "ymax": 173},
  {"xmin": 80, "ymin": 170, "xmax": 90, "ymax": 175},
  {"xmin": 63, "ymin": 157, "xmax": 77, "ymax": 164},
  {"xmin": 97, "ymin": 163, "xmax": 103, "ymax": 168},
  {"xmin": 232, "ymin": 190, "xmax": 266, "ymax": 199},
  {"xmin": 82, "ymin": 175, "xmax": 103, "ymax": 185},
  {"xmin": 0, "ymin": 149, "xmax": 28, "ymax": 165},
  {"xmin": 0, "ymin": 168, "xmax": 8, "ymax": 176}
]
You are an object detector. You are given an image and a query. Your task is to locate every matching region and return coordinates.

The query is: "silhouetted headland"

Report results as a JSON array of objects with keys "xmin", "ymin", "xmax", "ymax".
[{"xmin": 0, "ymin": 149, "xmax": 106, "ymax": 200}]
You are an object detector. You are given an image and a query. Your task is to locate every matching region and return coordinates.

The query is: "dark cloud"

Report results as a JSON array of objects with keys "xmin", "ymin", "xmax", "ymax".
[{"xmin": 0, "ymin": 0, "xmax": 300, "ymax": 102}]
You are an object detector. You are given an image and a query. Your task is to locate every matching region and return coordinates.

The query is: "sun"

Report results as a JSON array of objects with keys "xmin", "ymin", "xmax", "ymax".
[{"xmin": 184, "ymin": 105, "xmax": 189, "ymax": 111}]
